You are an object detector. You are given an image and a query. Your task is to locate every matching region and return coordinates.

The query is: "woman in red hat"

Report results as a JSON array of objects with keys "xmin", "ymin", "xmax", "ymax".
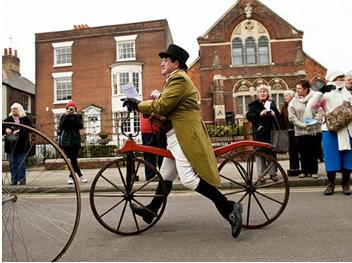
[{"xmin": 58, "ymin": 101, "xmax": 87, "ymax": 184}]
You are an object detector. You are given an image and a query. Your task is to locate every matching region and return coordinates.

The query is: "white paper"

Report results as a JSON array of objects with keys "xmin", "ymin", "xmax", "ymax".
[
  {"xmin": 264, "ymin": 101, "xmax": 271, "ymax": 111},
  {"xmin": 122, "ymin": 83, "xmax": 139, "ymax": 98}
]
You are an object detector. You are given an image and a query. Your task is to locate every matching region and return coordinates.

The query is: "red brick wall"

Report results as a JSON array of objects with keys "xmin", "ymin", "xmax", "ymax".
[
  {"xmin": 189, "ymin": 0, "xmax": 326, "ymax": 124},
  {"xmin": 35, "ymin": 20, "xmax": 171, "ymax": 136}
]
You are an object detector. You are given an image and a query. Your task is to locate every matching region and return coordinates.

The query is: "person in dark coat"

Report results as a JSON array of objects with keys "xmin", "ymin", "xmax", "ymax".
[
  {"xmin": 246, "ymin": 85, "xmax": 281, "ymax": 182},
  {"xmin": 3, "ymin": 103, "xmax": 32, "ymax": 185},
  {"xmin": 58, "ymin": 101, "xmax": 87, "ymax": 184},
  {"xmin": 280, "ymin": 89, "xmax": 301, "ymax": 176}
]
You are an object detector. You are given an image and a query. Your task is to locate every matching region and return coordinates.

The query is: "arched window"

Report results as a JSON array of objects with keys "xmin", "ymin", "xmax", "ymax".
[
  {"xmin": 258, "ymin": 36, "xmax": 269, "ymax": 64},
  {"xmin": 232, "ymin": 37, "xmax": 243, "ymax": 65},
  {"xmin": 245, "ymin": 37, "xmax": 256, "ymax": 64},
  {"xmin": 231, "ymin": 20, "xmax": 271, "ymax": 67}
]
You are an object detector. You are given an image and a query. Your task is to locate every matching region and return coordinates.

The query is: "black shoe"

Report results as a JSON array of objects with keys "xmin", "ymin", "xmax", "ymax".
[
  {"xmin": 228, "ymin": 201, "xmax": 243, "ymax": 238},
  {"xmin": 130, "ymin": 203, "xmax": 155, "ymax": 224}
]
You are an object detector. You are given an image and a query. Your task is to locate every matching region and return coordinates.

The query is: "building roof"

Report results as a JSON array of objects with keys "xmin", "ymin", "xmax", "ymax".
[
  {"xmin": 2, "ymin": 70, "xmax": 35, "ymax": 95},
  {"xmin": 35, "ymin": 19, "xmax": 173, "ymax": 43}
]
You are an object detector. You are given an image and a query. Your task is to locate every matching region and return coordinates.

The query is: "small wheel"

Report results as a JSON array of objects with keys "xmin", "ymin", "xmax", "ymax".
[
  {"xmin": 2, "ymin": 122, "xmax": 81, "ymax": 262},
  {"xmin": 90, "ymin": 157, "xmax": 167, "ymax": 235},
  {"xmin": 218, "ymin": 149, "xmax": 289, "ymax": 229}
]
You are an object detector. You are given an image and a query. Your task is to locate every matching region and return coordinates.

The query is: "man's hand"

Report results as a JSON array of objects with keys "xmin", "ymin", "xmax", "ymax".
[
  {"xmin": 5, "ymin": 128, "xmax": 12, "ymax": 135},
  {"xmin": 122, "ymin": 98, "xmax": 141, "ymax": 112}
]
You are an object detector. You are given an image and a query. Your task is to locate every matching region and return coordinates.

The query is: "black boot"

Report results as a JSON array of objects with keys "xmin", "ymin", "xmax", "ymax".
[
  {"xmin": 131, "ymin": 180, "xmax": 172, "ymax": 224},
  {"xmin": 195, "ymin": 178, "xmax": 242, "ymax": 238},
  {"xmin": 341, "ymin": 170, "xmax": 351, "ymax": 195},
  {"xmin": 324, "ymin": 172, "xmax": 336, "ymax": 196}
]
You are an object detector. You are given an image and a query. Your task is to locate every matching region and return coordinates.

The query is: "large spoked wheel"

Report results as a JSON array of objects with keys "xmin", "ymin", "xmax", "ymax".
[
  {"xmin": 218, "ymin": 149, "xmax": 289, "ymax": 229},
  {"xmin": 90, "ymin": 157, "xmax": 167, "ymax": 235},
  {"xmin": 2, "ymin": 122, "xmax": 81, "ymax": 262}
]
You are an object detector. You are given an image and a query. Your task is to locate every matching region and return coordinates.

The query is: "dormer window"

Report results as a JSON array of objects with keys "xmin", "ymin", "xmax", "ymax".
[{"xmin": 114, "ymin": 35, "xmax": 137, "ymax": 62}]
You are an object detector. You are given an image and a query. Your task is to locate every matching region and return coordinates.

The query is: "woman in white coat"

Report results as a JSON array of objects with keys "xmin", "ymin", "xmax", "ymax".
[{"xmin": 312, "ymin": 70, "xmax": 352, "ymax": 195}]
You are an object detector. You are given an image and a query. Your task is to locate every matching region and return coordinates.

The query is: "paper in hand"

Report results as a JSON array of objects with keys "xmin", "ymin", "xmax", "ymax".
[
  {"xmin": 264, "ymin": 101, "xmax": 271, "ymax": 111},
  {"xmin": 122, "ymin": 83, "xmax": 139, "ymax": 98}
]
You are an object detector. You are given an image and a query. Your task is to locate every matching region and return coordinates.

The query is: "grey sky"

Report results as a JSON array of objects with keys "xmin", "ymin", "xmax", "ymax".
[{"xmin": 2, "ymin": 0, "xmax": 352, "ymax": 83}]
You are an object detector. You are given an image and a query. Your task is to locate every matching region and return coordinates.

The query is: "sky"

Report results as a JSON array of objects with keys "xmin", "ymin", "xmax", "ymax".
[{"xmin": 1, "ymin": 0, "xmax": 352, "ymax": 83}]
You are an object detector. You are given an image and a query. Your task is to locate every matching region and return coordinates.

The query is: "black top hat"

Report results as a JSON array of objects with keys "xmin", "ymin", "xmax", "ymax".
[{"xmin": 159, "ymin": 44, "xmax": 189, "ymax": 70}]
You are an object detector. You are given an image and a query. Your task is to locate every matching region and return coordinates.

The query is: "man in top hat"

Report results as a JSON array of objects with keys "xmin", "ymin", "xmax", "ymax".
[{"xmin": 122, "ymin": 44, "xmax": 243, "ymax": 238}]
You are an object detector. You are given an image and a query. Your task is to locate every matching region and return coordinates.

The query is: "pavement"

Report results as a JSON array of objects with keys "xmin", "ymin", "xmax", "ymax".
[
  {"xmin": 5, "ymin": 158, "xmax": 339, "ymax": 193},
  {"xmin": 76, "ymin": 158, "xmax": 339, "ymax": 193}
]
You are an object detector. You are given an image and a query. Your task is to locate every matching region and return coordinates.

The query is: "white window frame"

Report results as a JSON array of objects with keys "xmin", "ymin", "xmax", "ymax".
[
  {"xmin": 234, "ymin": 92, "xmax": 253, "ymax": 116},
  {"xmin": 111, "ymin": 64, "xmax": 142, "ymax": 96},
  {"xmin": 52, "ymin": 72, "xmax": 73, "ymax": 104},
  {"xmin": 52, "ymin": 41, "xmax": 73, "ymax": 67},
  {"xmin": 20, "ymin": 94, "xmax": 31, "ymax": 112},
  {"xmin": 114, "ymin": 35, "xmax": 137, "ymax": 62},
  {"xmin": 231, "ymin": 20, "xmax": 271, "ymax": 67},
  {"xmin": 52, "ymin": 108, "xmax": 66, "ymax": 137}
]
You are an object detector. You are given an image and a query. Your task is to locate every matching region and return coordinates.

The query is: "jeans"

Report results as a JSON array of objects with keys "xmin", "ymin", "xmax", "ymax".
[{"xmin": 9, "ymin": 152, "xmax": 26, "ymax": 184}]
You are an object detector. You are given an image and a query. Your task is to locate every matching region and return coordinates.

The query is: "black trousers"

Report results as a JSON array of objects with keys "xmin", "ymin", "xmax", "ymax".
[
  {"xmin": 296, "ymin": 135, "xmax": 319, "ymax": 175},
  {"xmin": 288, "ymin": 130, "xmax": 300, "ymax": 170},
  {"xmin": 63, "ymin": 147, "xmax": 82, "ymax": 177},
  {"xmin": 142, "ymin": 133, "xmax": 164, "ymax": 180}
]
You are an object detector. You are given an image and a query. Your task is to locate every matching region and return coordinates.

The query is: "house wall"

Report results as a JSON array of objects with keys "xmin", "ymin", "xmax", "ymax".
[{"xmin": 35, "ymin": 20, "xmax": 172, "ymax": 138}]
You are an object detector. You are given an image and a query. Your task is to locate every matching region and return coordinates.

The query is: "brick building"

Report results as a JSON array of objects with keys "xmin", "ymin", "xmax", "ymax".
[
  {"xmin": 2, "ymin": 48, "xmax": 35, "ymax": 120},
  {"xmin": 188, "ymin": 0, "xmax": 327, "ymax": 125},
  {"xmin": 35, "ymin": 20, "xmax": 173, "ymax": 145}
]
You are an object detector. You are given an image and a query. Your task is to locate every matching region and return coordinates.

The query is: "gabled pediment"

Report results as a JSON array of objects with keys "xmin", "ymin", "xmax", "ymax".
[
  {"xmin": 198, "ymin": 0, "xmax": 303, "ymax": 44},
  {"xmin": 81, "ymin": 104, "xmax": 103, "ymax": 115}
]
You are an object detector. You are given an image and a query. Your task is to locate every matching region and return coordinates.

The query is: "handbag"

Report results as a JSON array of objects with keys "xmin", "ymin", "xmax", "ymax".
[
  {"xmin": 270, "ymin": 117, "xmax": 289, "ymax": 153},
  {"xmin": 325, "ymin": 101, "xmax": 352, "ymax": 132},
  {"xmin": 6, "ymin": 134, "xmax": 18, "ymax": 143}
]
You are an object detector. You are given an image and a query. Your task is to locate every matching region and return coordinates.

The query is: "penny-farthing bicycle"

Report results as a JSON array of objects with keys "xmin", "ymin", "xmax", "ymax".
[
  {"xmin": 2, "ymin": 122, "xmax": 81, "ymax": 262},
  {"xmin": 89, "ymin": 112, "xmax": 290, "ymax": 235}
]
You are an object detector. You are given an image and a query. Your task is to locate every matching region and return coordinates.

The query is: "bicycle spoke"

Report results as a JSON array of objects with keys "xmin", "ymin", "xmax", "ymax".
[
  {"xmin": 255, "ymin": 180, "xmax": 285, "ymax": 189},
  {"xmin": 116, "ymin": 201, "xmax": 128, "ymax": 232},
  {"xmin": 252, "ymin": 192, "xmax": 270, "ymax": 221},
  {"xmin": 246, "ymin": 193, "xmax": 252, "ymax": 226},
  {"xmin": 254, "ymin": 190, "xmax": 284, "ymax": 205},
  {"xmin": 223, "ymin": 188, "xmax": 247, "ymax": 196},
  {"xmin": 99, "ymin": 198, "xmax": 125, "ymax": 218},
  {"xmin": 219, "ymin": 174, "xmax": 247, "ymax": 188}
]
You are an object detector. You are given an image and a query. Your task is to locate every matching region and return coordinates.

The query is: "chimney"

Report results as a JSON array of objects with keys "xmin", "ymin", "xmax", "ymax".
[
  {"xmin": 2, "ymin": 47, "xmax": 20, "ymax": 74},
  {"xmin": 73, "ymin": 24, "xmax": 89, "ymax": 29}
]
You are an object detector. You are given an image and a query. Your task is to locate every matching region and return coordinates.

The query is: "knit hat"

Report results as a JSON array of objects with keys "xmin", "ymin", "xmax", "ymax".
[
  {"xmin": 256, "ymin": 84, "xmax": 271, "ymax": 98},
  {"xmin": 66, "ymin": 101, "xmax": 77, "ymax": 109}
]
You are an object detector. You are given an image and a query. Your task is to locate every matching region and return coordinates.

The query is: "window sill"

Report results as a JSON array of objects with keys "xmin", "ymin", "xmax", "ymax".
[
  {"xmin": 53, "ymin": 100, "xmax": 70, "ymax": 105},
  {"xmin": 53, "ymin": 63, "xmax": 72, "ymax": 68},
  {"xmin": 230, "ymin": 63, "xmax": 272, "ymax": 68}
]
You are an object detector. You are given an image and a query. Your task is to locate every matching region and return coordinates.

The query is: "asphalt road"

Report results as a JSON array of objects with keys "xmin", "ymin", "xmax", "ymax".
[{"xmin": 61, "ymin": 187, "xmax": 352, "ymax": 262}]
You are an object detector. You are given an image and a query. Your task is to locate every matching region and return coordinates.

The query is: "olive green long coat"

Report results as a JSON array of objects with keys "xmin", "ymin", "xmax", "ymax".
[{"xmin": 138, "ymin": 70, "xmax": 221, "ymax": 187}]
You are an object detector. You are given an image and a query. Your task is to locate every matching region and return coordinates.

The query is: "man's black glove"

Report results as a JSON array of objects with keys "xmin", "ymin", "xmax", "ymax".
[{"xmin": 122, "ymin": 98, "xmax": 141, "ymax": 112}]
